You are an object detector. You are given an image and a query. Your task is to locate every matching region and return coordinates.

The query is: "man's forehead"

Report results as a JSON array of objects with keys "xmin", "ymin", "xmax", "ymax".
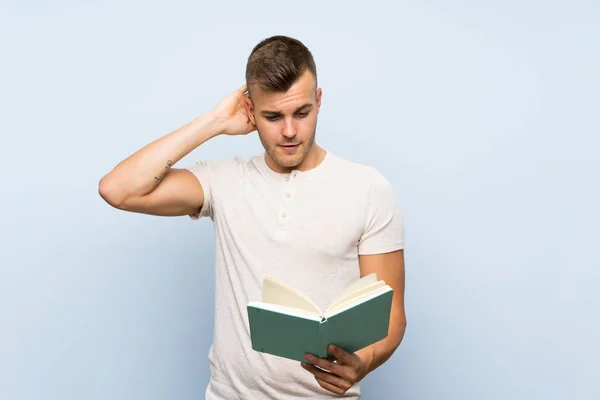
[
  {"xmin": 254, "ymin": 89, "xmax": 315, "ymax": 112},
  {"xmin": 252, "ymin": 86, "xmax": 316, "ymax": 111},
  {"xmin": 250, "ymin": 70, "xmax": 317, "ymax": 109}
]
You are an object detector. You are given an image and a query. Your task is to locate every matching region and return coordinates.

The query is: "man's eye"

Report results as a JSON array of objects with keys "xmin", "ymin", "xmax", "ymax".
[{"xmin": 265, "ymin": 112, "xmax": 308, "ymax": 122}]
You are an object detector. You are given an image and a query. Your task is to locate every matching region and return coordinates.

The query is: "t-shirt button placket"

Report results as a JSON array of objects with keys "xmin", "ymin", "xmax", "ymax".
[{"xmin": 278, "ymin": 172, "xmax": 296, "ymax": 227}]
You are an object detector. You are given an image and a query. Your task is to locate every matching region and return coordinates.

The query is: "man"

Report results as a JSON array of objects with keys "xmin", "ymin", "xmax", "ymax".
[{"xmin": 99, "ymin": 35, "xmax": 406, "ymax": 399}]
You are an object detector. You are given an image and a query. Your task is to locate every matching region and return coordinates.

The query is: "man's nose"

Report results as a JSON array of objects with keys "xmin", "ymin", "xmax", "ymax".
[{"xmin": 281, "ymin": 118, "xmax": 296, "ymax": 138}]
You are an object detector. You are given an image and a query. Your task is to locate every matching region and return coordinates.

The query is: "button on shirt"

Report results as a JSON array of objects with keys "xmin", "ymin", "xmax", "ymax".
[{"xmin": 185, "ymin": 151, "xmax": 404, "ymax": 400}]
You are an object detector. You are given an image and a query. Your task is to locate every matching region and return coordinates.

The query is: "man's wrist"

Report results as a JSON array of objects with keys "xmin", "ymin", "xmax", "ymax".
[
  {"xmin": 196, "ymin": 110, "xmax": 223, "ymax": 138},
  {"xmin": 204, "ymin": 110, "xmax": 222, "ymax": 136},
  {"xmin": 356, "ymin": 346, "xmax": 375, "ymax": 379}
]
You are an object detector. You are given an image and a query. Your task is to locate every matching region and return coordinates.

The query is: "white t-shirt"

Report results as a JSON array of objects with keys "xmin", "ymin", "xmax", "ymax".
[{"xmin": 185, "ymin": 150, "xmax": 404, "ymax": 399}]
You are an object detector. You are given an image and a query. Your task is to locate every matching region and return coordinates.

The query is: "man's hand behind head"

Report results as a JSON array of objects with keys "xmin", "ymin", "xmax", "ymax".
[{"xmin": 212, "ymin": 84, "xmax": 257, "ymax": 136}]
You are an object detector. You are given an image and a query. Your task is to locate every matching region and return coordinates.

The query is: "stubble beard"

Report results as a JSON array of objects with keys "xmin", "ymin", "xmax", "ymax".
[{"xmin": 261, "ymin": 125, "xmax": 317, "ymax": 170}]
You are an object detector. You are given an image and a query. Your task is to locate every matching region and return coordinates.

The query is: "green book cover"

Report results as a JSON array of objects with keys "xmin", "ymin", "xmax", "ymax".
[{"xmin": 247, "ymin": 274, "xmax": 393, "ymax": 362}]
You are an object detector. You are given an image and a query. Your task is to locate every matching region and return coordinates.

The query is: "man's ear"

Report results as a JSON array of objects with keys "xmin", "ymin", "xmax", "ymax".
[
  {"xmin": 316, "ymin": 87, "xmax": 322, "ymax": 114},
  {"xmin": 244, "ymin": 96, "xmax": 256, "ymax": 125}
]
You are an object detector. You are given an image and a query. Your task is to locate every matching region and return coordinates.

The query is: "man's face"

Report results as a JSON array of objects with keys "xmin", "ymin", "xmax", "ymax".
[{"xmin": 245, "ymin": 70, "xmax": 322, "ymax": 173}]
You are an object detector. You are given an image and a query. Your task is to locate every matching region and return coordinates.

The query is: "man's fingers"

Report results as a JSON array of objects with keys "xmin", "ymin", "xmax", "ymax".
[
  {"xmin": 301, "ymin": 363, "xmax": 352, "ymax": 394},
  {"xmin": 305, "ymin": 353, "xmax": 343, "ymax": 376},
  {"xmin": 329, "ymin": 344, "xmax": 358, "ymax": 368},
  {"xmin": 239, "ymin": 84, "xmax": 250, "ymax": 98},
  {"xmin": 316, "ymin": 378, "xmax": 347, "ymax": 396}
]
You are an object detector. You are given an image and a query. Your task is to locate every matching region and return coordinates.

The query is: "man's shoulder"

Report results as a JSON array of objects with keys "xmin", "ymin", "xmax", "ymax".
[{"xmin": 327, "ymin": 152, "xmax": 389, "ymax": 185}]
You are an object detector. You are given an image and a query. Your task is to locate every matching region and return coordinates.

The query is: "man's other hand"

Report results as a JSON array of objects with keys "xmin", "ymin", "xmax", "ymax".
[{"xmin": 301, "ymin": 345, "xmax": 368, "ymax": 396}]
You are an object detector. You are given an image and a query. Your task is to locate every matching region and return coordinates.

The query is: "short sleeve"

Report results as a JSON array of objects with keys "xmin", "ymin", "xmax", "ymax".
[
  {"xmin": 184, "ymin": 161, "xmax": 216, "ymax": 220},
  {"xmin": 184, "ymin": 158, "xmax": 242, "ymax": 221},
  {"xmin": 358, "ymin": 173, "xmax": 405, "ymax": 255}
]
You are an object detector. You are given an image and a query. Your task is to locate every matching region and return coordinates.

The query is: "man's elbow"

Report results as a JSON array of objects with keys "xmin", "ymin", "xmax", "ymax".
[
  {"xmin": 98, "ymin": 177, "xmax": 126, "ymax": 209},
  {"xmin": 390, "ymin": 318, "xmax": 407, "ymax": 349}
]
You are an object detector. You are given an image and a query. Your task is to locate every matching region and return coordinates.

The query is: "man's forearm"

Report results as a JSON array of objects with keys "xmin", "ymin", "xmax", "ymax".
[
  {"xmin": 357, "ymin": 321, "xmax": 407, "ymax": 379},
  {"xmin": 99, "ymin": 111, "xmax": 221, "ymax": 204}
]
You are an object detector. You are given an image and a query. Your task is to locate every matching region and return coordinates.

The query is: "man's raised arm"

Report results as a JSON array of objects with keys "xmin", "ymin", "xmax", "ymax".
[{"xmin": 98, "ymin": 84, "xmax": 255, "ymax": 216}]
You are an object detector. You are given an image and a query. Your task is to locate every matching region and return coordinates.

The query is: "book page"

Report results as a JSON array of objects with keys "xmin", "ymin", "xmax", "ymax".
[
  {"xmin": 328, "ymin": 273, "xmax": 378, "ymax": 309},
  {"xmin": 325, "ymin": 285, "xmax": 392, "ymax": 318},
  {"xmin": 262, "ymin": 277, "xmax": 322, "ymax": 314},
  {"xmin": 324, "ymin": 281, "xmax": 386, "ymax": 316},
  {"xmin": 248, "ymin": 301, "xmax": 322, "ymax": 321}
]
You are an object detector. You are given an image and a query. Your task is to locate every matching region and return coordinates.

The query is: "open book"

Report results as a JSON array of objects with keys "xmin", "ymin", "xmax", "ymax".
[{"xmin": 247, "ymin": 273, "xmax": 393, "ymax": 362}]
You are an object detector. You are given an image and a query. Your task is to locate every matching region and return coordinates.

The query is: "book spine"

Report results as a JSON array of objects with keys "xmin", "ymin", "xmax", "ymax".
[{"xmin": 318, "ymin": 319, "xmax": 329, "ymax": 358}]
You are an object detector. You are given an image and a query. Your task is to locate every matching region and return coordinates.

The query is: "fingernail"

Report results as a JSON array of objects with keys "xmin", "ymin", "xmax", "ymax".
[{"xmin": 305, "ymin": 353, "xmax": 316, "ymax": 362}]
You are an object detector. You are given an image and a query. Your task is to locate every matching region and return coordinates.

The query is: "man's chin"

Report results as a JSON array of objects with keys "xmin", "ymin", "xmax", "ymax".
[
  {"xmin": 273, "ymin": 149, "xmax": 301, "ymax": 165},
  {"xmin": 267, "ymin": 143, "xmax": 314, "ymax": 170},
  {"xmin": 276, "ymin": 157, "xmax": 301, "ymax": 168}
]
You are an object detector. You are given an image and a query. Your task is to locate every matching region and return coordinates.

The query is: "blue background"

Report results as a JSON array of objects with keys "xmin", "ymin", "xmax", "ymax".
[{"xmin": 1, "ymin": 1, "xmax": 598, "ymax": 399}]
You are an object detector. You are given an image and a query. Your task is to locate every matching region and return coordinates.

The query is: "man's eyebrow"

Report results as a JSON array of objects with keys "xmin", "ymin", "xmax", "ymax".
[{"xmin": 260, "ymin": 103, "xmax": 313, "ymax": 115}]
